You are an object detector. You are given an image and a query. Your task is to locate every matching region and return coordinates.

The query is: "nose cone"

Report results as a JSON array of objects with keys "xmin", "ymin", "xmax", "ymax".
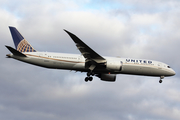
[{"xmin": 171, "ymin": 69, "xmax": 176, "ymax": 76}]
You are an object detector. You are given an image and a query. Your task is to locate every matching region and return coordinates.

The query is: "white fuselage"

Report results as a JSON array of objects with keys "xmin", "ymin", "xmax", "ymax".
[{"xmin": 8, "ymin": 51, "xmax": 175, "ymax": 77}]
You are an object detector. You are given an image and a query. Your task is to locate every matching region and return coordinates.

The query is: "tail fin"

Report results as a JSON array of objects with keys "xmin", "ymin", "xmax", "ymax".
[{"xmin": 9, "ymin": 26, "xmax": 36, "ymax": 52}]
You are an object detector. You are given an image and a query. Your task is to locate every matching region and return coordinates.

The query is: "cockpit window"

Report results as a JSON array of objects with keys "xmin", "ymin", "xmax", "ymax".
[{"xmin": 167, "ymin": 66, "xmax": 171, "ymax": 68}]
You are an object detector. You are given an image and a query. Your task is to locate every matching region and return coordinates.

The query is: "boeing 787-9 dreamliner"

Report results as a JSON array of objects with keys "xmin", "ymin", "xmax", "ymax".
[{"xmin": 6, "ymin": 27, "xmax": 175, "ymax": 83}]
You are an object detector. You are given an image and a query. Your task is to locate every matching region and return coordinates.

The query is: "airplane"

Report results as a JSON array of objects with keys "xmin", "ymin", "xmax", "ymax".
[{"xmin": 5, "ymin": 26, "xmax": 175, "ymax": 83}]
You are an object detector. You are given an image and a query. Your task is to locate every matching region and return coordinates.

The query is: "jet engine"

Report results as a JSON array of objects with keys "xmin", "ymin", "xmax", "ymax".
[
  {"xmin": 106, "ymin": 61, "xmax": 122, "ymax": 71},
  {"xmin": 96, "ymin": 74, "xmax": 116, "ymax": 82}
]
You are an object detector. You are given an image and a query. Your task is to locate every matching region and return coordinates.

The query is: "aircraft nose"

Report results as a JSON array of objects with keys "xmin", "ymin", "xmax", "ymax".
[{"xmin": 171, "ymin": 69, "xmax": 176, "ymax": 76}]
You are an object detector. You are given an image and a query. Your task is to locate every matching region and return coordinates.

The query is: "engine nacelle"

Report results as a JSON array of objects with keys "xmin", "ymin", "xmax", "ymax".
[
  {"xmin": 97, "ymin": 74, "xmax": 116, "ymax": 82},
  {"xmin": 106, "ymin": 60, "xmax": 122, "ymax": 71}
]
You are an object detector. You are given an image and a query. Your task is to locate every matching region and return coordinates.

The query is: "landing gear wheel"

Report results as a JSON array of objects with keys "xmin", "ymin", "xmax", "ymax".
[
  {"xmin": 84, "ymin": 76, "xmax": 93, "ymax": 82},
  {"xmin": 87, "ymin": 71, "xmax": 95, "ymax": 76},
  {"xmin": 159, "ymin": 79, "xmax": 162, "ymax": 83},
  {"xmin": 87, "ymin": 72, "xmax": 91, "ymax": 77},
  {"xmin": 89, "ymin": 77, "xmax": 93, "ymax": 81},
  {"xmin": 85, "ymin": 77, "xmax": 89, "ymax": 82}
]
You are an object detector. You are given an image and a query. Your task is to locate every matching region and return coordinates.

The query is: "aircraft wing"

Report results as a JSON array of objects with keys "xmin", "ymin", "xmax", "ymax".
[{"xmin": 64, "ymin": 30, "xmax": 106, "ymax": 64}]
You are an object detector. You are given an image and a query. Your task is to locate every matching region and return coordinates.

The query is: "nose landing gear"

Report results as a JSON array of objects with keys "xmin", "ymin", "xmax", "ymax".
[
  {"xmin": 159, "ymin": 76, "xmax": 164, "ymax": 83},
  {"xmin": 159, "ymin": 79, "xmax": 162, "ymax": 83}
]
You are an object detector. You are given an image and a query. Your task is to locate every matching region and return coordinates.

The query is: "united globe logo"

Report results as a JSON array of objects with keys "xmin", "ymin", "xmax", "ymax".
[{"xmin": 17, "ymin": 39, "xmax": 36, "ymax": 52}]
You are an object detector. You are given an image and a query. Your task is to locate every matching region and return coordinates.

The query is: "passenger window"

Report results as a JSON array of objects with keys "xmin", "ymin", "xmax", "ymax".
[{"xmin": 167, "ymin": 66, "xmax": 171, "ymax": 68}]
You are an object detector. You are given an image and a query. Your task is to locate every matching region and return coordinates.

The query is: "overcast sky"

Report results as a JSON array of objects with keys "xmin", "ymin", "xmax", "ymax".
[{"xmin": 0, "ymin": 0, "xmax": 180, "ymax": 120}]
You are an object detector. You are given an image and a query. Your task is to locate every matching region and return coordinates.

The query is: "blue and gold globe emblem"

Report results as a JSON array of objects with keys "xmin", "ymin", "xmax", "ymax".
[{"xmin": 17, "ymin": 39, "xmax": 36, "ymax": 52}]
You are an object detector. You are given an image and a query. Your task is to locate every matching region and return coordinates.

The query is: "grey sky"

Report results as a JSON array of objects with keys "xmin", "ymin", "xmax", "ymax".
[{"xmin": 0, "ymin": 0, "xmax": 180, "ymax": 120}]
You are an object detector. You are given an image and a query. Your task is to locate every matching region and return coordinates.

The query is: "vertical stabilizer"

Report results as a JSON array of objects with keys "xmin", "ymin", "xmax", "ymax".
[{"xmin": 9, "ymin": 26, "xmax": 36, "ymax": 52}]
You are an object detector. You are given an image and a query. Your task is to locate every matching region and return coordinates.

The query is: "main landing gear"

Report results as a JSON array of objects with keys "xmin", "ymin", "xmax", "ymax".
[
  {"xmin": 85, "ymin": 76, "xmax": 93, "ymax": 82},
  {"xmin": 159, "ymin": 76, "xmax": 164, "ymax": 83},
  {"xmin": 85, "ymin": 72, "xmax": 94, "ymax": 82}
]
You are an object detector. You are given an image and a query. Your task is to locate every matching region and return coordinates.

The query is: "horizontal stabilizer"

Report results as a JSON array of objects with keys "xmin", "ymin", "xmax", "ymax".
[{"xmin": 5, "ymin": 46, "xmax": 26, "ymax": 57}]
